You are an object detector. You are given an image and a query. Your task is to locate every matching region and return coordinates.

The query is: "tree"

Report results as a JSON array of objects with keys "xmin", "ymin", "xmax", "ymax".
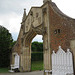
[
  {"xmin": 31, "ymin": 41, "xmax": 43, "ymax": 61},
  {"xmin": 11, "ymin": 41, "xmax": 16, "ymax": 47},
  {"xmin": 31, "ymin": 41, "xmax": 43, "ymax": 52},
  {"xmin": 0, "ymin": 25, "xmax": 13, "ymax": 67}
]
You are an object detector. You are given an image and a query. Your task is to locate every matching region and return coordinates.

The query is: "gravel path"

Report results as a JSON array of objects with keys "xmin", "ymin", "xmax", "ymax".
[{"xmin": 0, "ymin": 71, "xmax": 43, "ymax": 75}]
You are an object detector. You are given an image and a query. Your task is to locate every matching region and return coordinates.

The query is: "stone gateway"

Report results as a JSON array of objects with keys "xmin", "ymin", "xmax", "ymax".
[{"xmin": 11, "ymin": 0, "xmax": 75, "ymax": 75}]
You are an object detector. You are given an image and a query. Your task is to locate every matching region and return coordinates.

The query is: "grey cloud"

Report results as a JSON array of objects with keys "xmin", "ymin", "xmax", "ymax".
[
  {"xmin": 0, "ymin": 0, "xmax": 28, "ymax": 14},
  {"xmin": 0, "ymin": 0, "xmax": 43, "ymax": 40},
  {"xmin": 0, "ymin": 0, "xmax": 43, "ymax": 14}
]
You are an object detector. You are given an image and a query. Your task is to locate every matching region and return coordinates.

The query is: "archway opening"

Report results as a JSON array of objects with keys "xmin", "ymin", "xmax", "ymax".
[{"xmin": 31, "ymin": 35, "xmax": 44, "ymax": 71}]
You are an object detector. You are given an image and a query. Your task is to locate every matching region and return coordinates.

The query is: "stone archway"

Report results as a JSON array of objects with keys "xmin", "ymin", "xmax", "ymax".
[
  {"xmin": 20, "ymin": 23, "xmax": 51, "ymax": 72},
  {"xmin": 13, "ymin": 4, "xmax": 51, "ymax": 71},
  {"xmin": 11, "ymin": 2, "xmax": 52, "ymax": 74},
  {"xmin": 16, "ymin": 3, "xmax": 52, "ymax": 72}
]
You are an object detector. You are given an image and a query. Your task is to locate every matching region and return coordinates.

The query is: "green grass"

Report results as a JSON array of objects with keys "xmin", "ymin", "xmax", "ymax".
[
  {"xmin": 31, "ymin": 61, "xmax": 43, "ymax": 71},
  {"xmin": 0, "ymin": 68, "xmax": 9, "ymax": 73},
  {"xmin": 0, "ymin": 61, "xmax": 43, "ymax": 72}
]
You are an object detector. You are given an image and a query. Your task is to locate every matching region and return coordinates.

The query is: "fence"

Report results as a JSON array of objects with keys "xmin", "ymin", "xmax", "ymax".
[{"xmin": 52, "ymin": 46, "xmax": 74, "ymax": 75}]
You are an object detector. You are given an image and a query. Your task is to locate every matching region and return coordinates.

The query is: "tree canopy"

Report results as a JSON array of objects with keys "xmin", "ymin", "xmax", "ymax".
[
  {"xmin": 31, "ymin": 41, "xmax": 43, "ymax": 52},
  {"xmin": 0, "ymin": 25, "xmax": 13, "ymax": 67}
]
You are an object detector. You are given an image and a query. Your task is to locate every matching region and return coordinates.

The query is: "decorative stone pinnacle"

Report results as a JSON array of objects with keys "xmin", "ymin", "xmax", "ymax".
[
  {"xmin": 43, "ymin": 0, "xmax": 51, "ymax": 3},
  {"xmin": 22, "ymin": 8, "xmax": 26, "ymax": 22},
  {"xmin": 24, "ymin": 8, "xmax": 26, "ymax": 11}
]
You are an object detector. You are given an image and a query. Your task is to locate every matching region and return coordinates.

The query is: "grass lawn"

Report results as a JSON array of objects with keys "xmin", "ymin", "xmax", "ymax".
[
  {"xmin": 0, "ymin": 61, "xmax": 43, "ymax": 72},
  {"xmin": 31, "ymin": 61, "xmax": 43, "ymax": 71},
  {"xmin": 0, "ymin": 68, "xmax": 9, "ymax": 73}
]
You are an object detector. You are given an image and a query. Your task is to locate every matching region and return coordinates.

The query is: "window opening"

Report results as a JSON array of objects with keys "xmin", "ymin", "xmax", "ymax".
[{"xmin": 54, "ymin": 29, "xmax": 61, "ymax": 34}]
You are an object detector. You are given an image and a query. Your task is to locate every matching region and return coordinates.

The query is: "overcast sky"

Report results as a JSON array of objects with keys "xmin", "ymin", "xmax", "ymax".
[{"xmin": 0, "ymin": 0, "xmax": 75, "ymax": 42}]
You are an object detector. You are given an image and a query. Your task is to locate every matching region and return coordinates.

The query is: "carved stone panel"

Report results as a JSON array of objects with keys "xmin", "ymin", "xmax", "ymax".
[
  {"xmin": 25, "ymin": 15, "xmax": 31, "ymax": 33},
  {"xmin": 31, "ymin": 8, "xmax": 42, "ymax": 27}
]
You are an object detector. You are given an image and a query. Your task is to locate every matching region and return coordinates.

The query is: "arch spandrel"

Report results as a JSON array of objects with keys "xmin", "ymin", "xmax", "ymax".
[{"xmin": 24, "ymin": 7, "xmax": 43, "ymax": 33}]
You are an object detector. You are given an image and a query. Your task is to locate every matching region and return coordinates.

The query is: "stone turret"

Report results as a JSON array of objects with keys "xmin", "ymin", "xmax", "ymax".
[
  {"xmin": 22, "ymin": 9, "xmax": 26, "ymax": 22},
  {"xmin": 43, "ymin": 0, "xmax": 51, "ymax": 3}
]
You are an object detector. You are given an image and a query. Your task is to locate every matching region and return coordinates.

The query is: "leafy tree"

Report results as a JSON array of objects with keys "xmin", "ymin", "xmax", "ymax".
[
  {"xmin": 0, "ymin": 26, "xmax": 13, "ymax": 67},
  {"xmin": 31, "ymin": 41, "xmax": 43, "ymax": 52},
  {"xmin": 31, "ymin": 41, "xmax": 43, "ymax": 61},
  {"xmin": 11, "ymin": 41, "xmax": 16, "ymax": 47}
]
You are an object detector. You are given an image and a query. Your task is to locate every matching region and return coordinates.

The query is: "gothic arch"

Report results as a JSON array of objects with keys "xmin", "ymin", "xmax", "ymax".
[{"xmin": 20, "ymin": 24, "xmax": 46, "ymax": 71}]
